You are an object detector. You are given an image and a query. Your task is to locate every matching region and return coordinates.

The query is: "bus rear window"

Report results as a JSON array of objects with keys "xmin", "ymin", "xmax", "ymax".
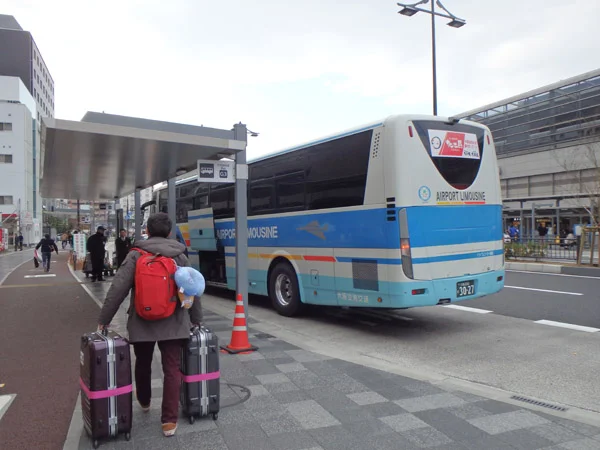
[{"xmin": 412, "ymin": 120, "xmax": 485, "ymax": 190}]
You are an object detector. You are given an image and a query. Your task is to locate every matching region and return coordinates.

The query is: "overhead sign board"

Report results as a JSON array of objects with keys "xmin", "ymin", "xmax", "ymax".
[{"xmin": 197, "ymin": 159, "xmax": 235, "ymax": 183}]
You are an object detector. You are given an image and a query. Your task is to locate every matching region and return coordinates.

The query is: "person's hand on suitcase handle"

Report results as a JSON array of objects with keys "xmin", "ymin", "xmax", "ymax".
[{"xmin": 97, "ymin": 324, "xmax": 110, "ymax": 335}]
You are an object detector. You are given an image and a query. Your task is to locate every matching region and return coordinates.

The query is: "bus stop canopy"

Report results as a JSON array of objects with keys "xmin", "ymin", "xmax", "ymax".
[
  {"xmin": 40, "ymin": 113, "xmax": 246, "ymax": 200},
  {"xmin": 38, "ymin": 112, "xmax": 251, "ymax": 318}
]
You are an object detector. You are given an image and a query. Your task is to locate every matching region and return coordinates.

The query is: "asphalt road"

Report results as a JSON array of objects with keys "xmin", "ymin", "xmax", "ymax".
[
  {"xmin": 464, "ymin": 270, "xmax": 600, "ymax": 329},
  {"xmin": 0, "ymin": 252, "xmax": 100, "ymax": 450}
]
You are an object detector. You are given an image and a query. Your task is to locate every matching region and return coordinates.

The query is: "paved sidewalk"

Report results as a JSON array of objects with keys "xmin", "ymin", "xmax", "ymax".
[{"xmin": 72, "ymin": 275, "xmax": 600, "ymax": 450}]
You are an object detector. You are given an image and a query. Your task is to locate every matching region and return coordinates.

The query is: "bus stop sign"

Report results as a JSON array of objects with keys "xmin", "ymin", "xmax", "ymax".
[{"xmin": 197, "ymin": 159, "xmax": 235, "ymax": 183}]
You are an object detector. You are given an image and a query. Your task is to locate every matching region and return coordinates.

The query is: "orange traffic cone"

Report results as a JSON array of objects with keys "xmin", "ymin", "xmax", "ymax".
[{"xmin": 220, "ymin": 294, "xmax": 258, "ymax": 354}]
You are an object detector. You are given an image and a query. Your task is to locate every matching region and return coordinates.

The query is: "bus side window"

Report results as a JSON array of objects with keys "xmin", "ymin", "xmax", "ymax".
[
  {"xmin": 210, "ymin": 186, "xmax": 234, "ymax": 219},
  {"xmin": 276, "ymin": 173, "xmax": 305, "ymax": 211},
  {"xmin": 249, "ymin": 179, "xmax": 275, "ymax": 215},
  {"xmin": 306, "ymin": 130, "xmax": 372, "ymax": 210}
]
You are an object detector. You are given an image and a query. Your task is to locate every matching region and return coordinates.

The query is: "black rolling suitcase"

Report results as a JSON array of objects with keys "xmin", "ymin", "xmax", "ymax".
[
  {"xmin": 80, "ymin": 330, "xmax": 133, "ymax": 449},
  {"xmin": 180, "ymin": 326, "xmax": 220, "ymax": 423}
]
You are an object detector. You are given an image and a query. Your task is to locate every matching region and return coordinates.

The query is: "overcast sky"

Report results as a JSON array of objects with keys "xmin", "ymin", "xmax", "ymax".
[{"xmin": 5, "ymin": 0, "xmax": 600, "ymax": 159}]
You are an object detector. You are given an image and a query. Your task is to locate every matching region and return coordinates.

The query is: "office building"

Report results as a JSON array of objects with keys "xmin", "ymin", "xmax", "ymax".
[{"xmin": 0, "ymin": 76, "xmax": 42, "ymax": 246}]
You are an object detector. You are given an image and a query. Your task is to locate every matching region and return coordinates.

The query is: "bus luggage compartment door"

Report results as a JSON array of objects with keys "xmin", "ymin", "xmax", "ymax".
[{"xmin": 188, "ymin": 208, "xmax": 218, "ymax": 251}]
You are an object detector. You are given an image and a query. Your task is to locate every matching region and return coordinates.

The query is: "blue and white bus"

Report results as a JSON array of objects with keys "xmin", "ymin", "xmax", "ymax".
[{"xmin": 153, "ymin": 114, "xmax": 505, "ymax": 316}]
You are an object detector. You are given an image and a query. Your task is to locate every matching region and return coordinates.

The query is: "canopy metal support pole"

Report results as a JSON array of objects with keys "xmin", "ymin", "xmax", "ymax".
[
  {"xmin": 134, "ymin": 189, "xmax": 141, "ymax": 241},
  {"xmin": 168, "ymin": 178, "xmax": 177, "ymax": 239},
  {"xmin": 234, "ymin": 123, "xmax": 249, "ymax": 318}
]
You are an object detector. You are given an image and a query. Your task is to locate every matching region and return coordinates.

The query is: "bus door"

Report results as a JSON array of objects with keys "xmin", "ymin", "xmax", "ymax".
[{"xmin": 187, "ymin": 208, "xmax": 217, "ymax": 251}]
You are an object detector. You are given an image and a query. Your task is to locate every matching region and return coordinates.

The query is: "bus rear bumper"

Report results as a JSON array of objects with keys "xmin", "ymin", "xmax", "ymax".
[{"xmin": 387, "ymin": 269, "xmax": 505, "ymax": 309}]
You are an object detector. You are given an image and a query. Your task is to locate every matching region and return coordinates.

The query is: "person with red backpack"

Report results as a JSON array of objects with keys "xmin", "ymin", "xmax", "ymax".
[{"xmin": 97, "ymin": 213, "xmax": 203, "ymax": 438}]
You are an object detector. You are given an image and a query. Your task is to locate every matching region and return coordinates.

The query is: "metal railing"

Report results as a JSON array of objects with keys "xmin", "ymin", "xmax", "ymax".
[{"xmin": 504, "ymin": 237, "xmax": 578, "ymax": 261}]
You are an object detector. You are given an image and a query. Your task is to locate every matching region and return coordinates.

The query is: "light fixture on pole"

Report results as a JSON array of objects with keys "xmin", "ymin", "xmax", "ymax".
[{"xmin": 396, "ymin": 0, "xmax": 467, "ymax": 116}]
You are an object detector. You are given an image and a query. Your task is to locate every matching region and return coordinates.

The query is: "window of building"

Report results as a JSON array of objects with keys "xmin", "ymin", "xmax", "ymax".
[
  {"xmin": 0, "ymin": 196, "xmax": 14, "ymax": 205},
  {"xmin": 0, "ymin": 123, "xmax": 12, "ymax": 131},
  {"xmin": 0, "ymin": 155, "xmax": 13, "ymax": 163}
]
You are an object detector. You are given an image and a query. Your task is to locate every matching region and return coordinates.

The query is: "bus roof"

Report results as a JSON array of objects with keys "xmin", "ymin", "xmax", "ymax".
[
  {"xmin": 249, "ymin": 119, "xmax": 385, "ymax": 164},
  {"xmin": 155, "ymin": 114, "xmax": 488, "ymax": 190}
]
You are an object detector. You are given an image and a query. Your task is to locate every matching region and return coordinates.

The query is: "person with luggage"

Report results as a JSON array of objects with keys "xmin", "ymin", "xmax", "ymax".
[
  {"xmin": 87, "ymin": 226, "xmax": 107, "ymax": 281},
  {"xmin": 97, "ymin": 213, "xmax": 203, "ymax": 438},
  {"xmin": 35, "ymin": 234, "xmax": 59, "ymax": 272},
  {"xmin": 114, "ymin": 228, "xmax": 132, "ymax": 268}
]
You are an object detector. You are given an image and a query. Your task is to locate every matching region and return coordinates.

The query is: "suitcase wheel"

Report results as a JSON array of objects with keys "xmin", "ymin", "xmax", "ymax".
[
  {"xmin": 212, "ymin": 413, "xmax": 218, "ymax": 420},
  {"xmin": 189, "ymin": 415, "xmax": 195, "ymax": 425},
  {"xmin": 93, "ymin": 440, "xmax": 99, "ymax": 449},
  {"xmin": 125, "ymin": 432, "xmax": 131, "ymax": 441}
]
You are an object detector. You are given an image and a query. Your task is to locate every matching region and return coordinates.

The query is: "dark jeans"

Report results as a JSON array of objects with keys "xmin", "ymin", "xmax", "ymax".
[
  {"xmin": 133, "ymin": 339, "xmax": 185, "ymax": 424},
  {"xmin": 42, "ymin": 252, "xmax": 52, "ymax": 271},
  {"xmin": 91, "ymin": 254, "xmax": 104, "ymax": 280}
]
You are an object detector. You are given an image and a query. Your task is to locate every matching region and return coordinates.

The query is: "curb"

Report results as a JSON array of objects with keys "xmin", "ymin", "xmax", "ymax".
[{"xmin": 506, "ymin": 261, "xmax": 600, "ymax": 277}]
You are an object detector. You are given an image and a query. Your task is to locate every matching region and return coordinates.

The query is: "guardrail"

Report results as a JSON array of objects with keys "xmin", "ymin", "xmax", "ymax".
[{"xmin": 504, "ymin": 237, "xmax": 577, "ymax": 261}]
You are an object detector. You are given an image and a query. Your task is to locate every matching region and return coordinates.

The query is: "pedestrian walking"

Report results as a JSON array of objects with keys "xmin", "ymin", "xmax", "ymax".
[
  {"xmin": 97, "ymin": 213, "xmax": 202, "ymax": 438},
  {"xmin": 18, "ymin": 233, "xmax": 24, "ymax": 251},
  {"xmin": 86, "ymin": 226, "xmax": 106, "ymax": 282},
  {"xmin": 115, "ymin": 228, "xmax": 132, "ymax": 268},
  {"xmin": 35, "ymin": 234, "xmax": 59, "ymax": 272}
]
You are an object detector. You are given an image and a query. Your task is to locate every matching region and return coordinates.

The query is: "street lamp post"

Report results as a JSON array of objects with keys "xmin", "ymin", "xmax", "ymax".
[{"xmin": 397, "ymin": 0, "xmax": 466, "ymax": 116}]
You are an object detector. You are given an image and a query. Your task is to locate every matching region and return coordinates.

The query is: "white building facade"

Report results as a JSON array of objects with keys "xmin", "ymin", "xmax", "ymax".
[{"xmin": 0, "ymin": 76, "xmax": 41, "ymax": 246}]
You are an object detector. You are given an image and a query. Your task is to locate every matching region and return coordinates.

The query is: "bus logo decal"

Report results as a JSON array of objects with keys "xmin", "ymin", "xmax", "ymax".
[
  {"xmin": 418, "ymin": 186, "xmax": 431, "ymax": 202},
  {"xmin": 297, "ymin": 221, "xmax": 329, "ymax": 240}
]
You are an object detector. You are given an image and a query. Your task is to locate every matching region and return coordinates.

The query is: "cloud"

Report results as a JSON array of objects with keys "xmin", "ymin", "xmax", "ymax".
[{"xmin": 4, "ymin": 0, "xmax": 600, "ymax": 157}]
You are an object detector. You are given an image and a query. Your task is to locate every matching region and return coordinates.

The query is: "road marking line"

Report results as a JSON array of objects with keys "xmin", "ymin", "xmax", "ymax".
[
  {"xmin": 534, "ymin": 320, "xmax": 600, "ymax": 333},
  {"xmin": 24, "ymin": 274, "xmax": 56, "ymax": 278},
  {"xmin": 443, "ymin": 305, "xmax": 493, "ymax": 314},
  {"xmin": 506, "ymin": 270, "xmax": 600, "ymax": 280},
  {"xmin": 391, "ymin": 315, "xmax": 414, "ymax": 321},
  {"xmin": 0, "ymin": 394, "xmax": 16, "ymax": 421},
  {"xmin": 505, "ymin": 286, "xmax": 582, "ymax": 296}
]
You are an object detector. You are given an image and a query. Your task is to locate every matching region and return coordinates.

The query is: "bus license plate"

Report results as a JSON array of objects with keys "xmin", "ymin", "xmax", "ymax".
[{"xmin": 456, "ymin": 280, "xmax": 475, "ymax": 298}]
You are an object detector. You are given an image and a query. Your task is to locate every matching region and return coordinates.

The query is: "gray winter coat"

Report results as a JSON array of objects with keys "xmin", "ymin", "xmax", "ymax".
[{"xmin": 98, "ymin": 237, "xmax": 203, "ymax": 343}]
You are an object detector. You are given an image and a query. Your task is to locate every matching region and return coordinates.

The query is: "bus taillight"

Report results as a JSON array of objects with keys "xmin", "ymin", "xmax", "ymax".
[
  {"xmin": 408, "ymin": 126, "xmax": 413, "ymax": 137},
  {"xmin": 400, "ymin": 238, "xmax": 414, "ymax": 279},
  {"xmin": 487, "ymin": 135, "xmax": 490, "ymax": 145},
  {"xmin": 399, "ymin": 208, "xmax": 414, "ymax": 279}
]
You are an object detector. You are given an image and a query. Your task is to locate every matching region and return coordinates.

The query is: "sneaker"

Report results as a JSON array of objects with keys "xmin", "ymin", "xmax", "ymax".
[{"xmin": 162, "ymin": 423, "xmax": 177, "ymax": 437}]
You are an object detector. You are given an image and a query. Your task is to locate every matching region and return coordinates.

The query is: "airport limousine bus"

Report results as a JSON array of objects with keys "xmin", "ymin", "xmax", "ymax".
[{"xmin": 152, "ymin": 114, "xmax": 505, "ymax": 316}]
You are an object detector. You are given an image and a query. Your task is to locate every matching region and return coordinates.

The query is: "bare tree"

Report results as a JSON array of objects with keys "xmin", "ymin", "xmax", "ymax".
[{"xmin": 552, "ymin": 140, "xmax": 600, "ymax": 225}]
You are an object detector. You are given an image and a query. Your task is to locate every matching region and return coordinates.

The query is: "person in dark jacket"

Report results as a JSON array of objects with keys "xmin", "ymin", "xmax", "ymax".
[
  {"xmin": 98, "ymin": 213, "xmax": 202, "ymax": 438},
  {"xmin": 114, "ymin": 229, "xmax": 132, "ymax": 268},
  {"xmin": 35, "ymin": 234, "xmax": 59, "ymax": 272},
  {"xmin": 86, "ymin": 226, "xmax": 106, "ymax": 281}
]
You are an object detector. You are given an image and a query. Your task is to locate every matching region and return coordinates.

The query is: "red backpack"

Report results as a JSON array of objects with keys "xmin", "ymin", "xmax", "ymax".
[{"xmin": 132, "ymin": 249, "xmax": 178, "ymax": 321}]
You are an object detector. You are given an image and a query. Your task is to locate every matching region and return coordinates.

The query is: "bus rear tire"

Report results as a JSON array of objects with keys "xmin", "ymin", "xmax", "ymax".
[{"xmin": 269, "ymin": 263, "xmax": 303, "ymax": 317}]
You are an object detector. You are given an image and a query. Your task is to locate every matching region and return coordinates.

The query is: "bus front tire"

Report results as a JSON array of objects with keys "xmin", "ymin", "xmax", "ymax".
[{"xmin": 269, "ymin": 263, "xmax": 303, "ymax": 317}]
